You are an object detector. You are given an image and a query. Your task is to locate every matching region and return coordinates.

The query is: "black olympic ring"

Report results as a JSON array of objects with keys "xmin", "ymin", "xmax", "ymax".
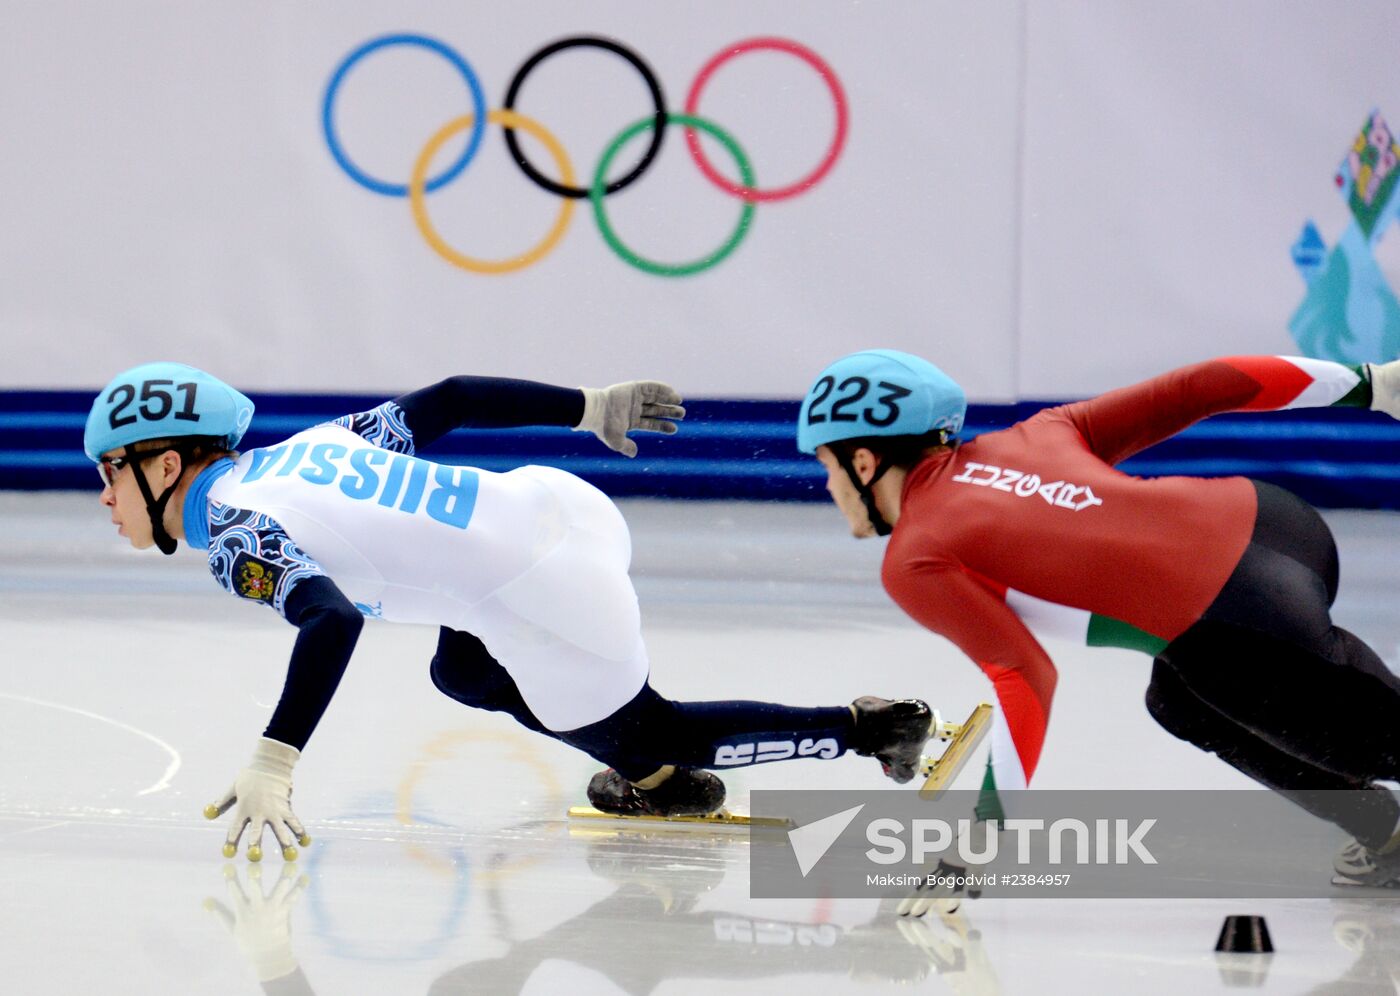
[{"xmin": 501, "ymin": 35, "xmax": 667, "ymax": 200}]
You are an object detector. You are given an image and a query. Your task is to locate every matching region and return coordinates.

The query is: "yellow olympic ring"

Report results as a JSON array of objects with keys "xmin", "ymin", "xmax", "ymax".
[
  {"xmin": 396, "ymin": 726, "xmax": 565, "ymax": 879},
  {"xmin": 409, "ymin": 109, "xmax": 575, "ymax": 275}
]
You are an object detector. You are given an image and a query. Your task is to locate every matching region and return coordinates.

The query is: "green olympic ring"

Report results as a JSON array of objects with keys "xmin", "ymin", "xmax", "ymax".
[{"xmin": 591, "ymin": 113, "xmax": 755, "ymax": 277}]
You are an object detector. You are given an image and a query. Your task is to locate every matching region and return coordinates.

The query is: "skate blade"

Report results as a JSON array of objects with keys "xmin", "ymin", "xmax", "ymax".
[
  {"xmin": 919, "ymin": 703, "xmax": 993, "ymax": 801},
  {"xmin": 567, "ymin": 806, "xmax": 793, "ymax": 829},
  {"xmin": 1331, "ymin": 873, "xmax": 1400, "ymax": 889}
]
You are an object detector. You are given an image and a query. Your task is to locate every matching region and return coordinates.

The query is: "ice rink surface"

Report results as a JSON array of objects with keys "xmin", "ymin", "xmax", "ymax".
[{"xmin": 4, "ymin": 491, "xmax": 1400, "ymax": 995}]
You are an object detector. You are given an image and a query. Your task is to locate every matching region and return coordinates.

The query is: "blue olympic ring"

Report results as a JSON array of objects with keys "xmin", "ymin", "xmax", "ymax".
[
  {"xmin": 304, "ymin": 810, "xmax": 472, "ymax": 962},
  {"xmin": 322, "ymin": 33, "xmax": 487, "ymax": 198}
]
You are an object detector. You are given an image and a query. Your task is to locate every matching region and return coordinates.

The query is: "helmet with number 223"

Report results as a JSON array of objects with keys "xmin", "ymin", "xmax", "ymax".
[
  {"xmin": 84, "ymin": 362, "xmax": 255, "ymax": 462},
  {"xmin": 797, "ymin": 349, "xmax": 966, "ymax": 455}
]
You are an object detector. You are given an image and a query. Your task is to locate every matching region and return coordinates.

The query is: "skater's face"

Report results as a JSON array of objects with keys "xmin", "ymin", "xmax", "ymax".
[
  {"xmin": 816, "ymin": 445, "xmax": 879, "ymax": 539},
  {"xmin": 98, "ymin": 446, "xmax": 178, "ymax": 549}
]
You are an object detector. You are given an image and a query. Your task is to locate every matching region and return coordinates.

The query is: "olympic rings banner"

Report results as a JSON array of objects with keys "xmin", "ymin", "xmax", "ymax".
[
  {"xmin": 322, "ymin": 34, "xmax": 849, "ymax": 278},
  {"xmin": 5, "ymin": 3, "xmax": 1400, "ymax": 402}
]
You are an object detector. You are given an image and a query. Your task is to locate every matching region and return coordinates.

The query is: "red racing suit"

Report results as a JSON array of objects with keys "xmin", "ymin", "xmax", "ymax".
[{"xmin": 881, "ymin": 356, "xmax": 1370, "ymax": 791}]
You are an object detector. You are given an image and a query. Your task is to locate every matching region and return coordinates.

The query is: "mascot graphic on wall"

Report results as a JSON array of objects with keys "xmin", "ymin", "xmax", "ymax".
[{"xmin": 1290, "ymin": 109, "xmax": 1400, "ymax": 363}]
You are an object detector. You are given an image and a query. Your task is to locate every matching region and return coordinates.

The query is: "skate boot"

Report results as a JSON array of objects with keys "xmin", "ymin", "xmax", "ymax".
[
  {"xmin": 1336, "ymin": 837, "xmax": 1370, "ymax": 878},
  {"xmin": 851, "ymin": 696, "xmax": 933, "ymax": 784},
  {"xmin": 1334, "ymin": 833, "xmax": 1400, "ymax": 887},
  {"xmin": 587, "ymin": 767, "xmax": 726, "ymax": 818}
]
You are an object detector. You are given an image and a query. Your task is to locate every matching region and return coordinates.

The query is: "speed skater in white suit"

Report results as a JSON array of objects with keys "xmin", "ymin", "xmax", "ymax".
[{"xmin": 85, "ymin": 363, "xmax": 933, "ymax": 860}]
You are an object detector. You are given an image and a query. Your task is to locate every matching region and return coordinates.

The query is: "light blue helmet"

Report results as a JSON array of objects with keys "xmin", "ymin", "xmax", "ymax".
[
  {"xmin": 84, "ymin": 362, "xmax": 254, "ymax": 461},
  {"xmin": 797, "ymin": 349, "xmax": 966, "ymax": 455}
]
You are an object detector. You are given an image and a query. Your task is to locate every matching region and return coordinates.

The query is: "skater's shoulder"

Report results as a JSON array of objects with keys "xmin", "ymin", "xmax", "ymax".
[
  {"xmin": 205, "ymin": 503, "xmax": 326, "ymax": 614},
  {"xmin": 325, "ymin": 402, "xmax": 415, "ymax": 454}
]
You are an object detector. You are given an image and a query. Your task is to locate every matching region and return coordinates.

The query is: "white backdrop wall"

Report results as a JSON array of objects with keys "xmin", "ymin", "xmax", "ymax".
[{"xmin": 2, "ymin": 1, "xmax": 1397, "ymax": 400}]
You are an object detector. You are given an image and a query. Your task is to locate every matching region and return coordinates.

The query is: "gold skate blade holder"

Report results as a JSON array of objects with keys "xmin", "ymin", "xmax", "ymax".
[
  {"xmin": 567, "ymin": 806, "xmax": 794, "ymax": 829},
  {"xmin": 919, "ymin": 702, "xmax": 993, "ymax": 801}
]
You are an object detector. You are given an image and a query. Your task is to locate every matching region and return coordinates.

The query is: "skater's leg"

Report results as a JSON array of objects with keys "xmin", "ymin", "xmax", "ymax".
[
  {"xmin": 1164, "ymin": 482, "xmax": 1400, "ymax": 872},
  {"xmin": 556, "ymin": 684, "xmax": 931, "ymax": 816},
  {"xmin": 460, "ymin": 469, "xmax": 930, "ymax": 814},
  {"xmin": 558, "ymin": 683, "xmax": 857, "ymax": 781},
  {"xmin": 1180, "ymin": 480, "xmax": 1400, "ymax": 779},
  {"xmin": 1146, "ymin": 657, "xmax": 1399, "ymax": 848},
  {"xmin": 459, "ymin": 469, "xmax": 650, "ymax": 733},
  {"xmin": 1169, "ymin": 617, "xmax": 1400, "ymax": 780}
]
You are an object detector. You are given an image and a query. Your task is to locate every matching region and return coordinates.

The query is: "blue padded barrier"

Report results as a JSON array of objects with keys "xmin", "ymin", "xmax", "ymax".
[{"xmin": 5, "ymin": 391, "xmax": 1400, "ymax": 507}]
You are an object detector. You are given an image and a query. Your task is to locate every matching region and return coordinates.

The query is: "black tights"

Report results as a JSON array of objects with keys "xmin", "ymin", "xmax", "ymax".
[{"xmin": 1146, "ymin": 481, "xmax": 1400, "ymax": 847}]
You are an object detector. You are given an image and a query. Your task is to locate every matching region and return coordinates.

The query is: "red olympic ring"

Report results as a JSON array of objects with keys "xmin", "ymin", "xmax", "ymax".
[{"xmin": 683, "ymin": 37, "xmax": 849, "ymax": 203}]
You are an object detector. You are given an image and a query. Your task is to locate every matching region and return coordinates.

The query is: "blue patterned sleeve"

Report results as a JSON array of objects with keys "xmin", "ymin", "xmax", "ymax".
[
  {"xmin": 327, "ymin": 401, "xmax": 415, "ymax": 454},
  {"xmin": 207, "ymin": 503, "xmax": 328, "ymax": 619}
]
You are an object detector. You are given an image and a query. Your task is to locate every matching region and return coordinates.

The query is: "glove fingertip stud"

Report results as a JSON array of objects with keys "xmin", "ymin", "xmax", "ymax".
[
  {"xmin": 203, "ymin": 804, "xmax": 219, "ymax": 820},
  {"xmin": 221, "ymin": 842, "xmax": 237, "ymax": 859},
  {"xmin": 282, "ymin": 845, "xmax": 298, "ymax": 862},
  {"xmin": 248, "ymin": 845, "xmax": 263, "ymax": 863},
  {"xmin": 298, "ymin": 834, "xmax": 312, "ymax": 847}
]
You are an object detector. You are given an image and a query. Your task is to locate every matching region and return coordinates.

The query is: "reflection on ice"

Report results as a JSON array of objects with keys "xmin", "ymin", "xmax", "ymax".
[
  {"xmin": 2, "ymin": 496, "xmax": 1397, "ymax": 993},
  {"xmin": 203, "ymin": 820, "xmax": 1006, "ymax": 995}
]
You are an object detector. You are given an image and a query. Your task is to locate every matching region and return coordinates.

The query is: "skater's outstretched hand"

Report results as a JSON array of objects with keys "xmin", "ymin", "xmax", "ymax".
[
  {"xmin": 205, "ymin": 737, "xmax": 311, "ymax": 862},
  {"xmin": 576, "ymin": 381, "xmax": 685, "ymax": 457},
  {"xmin": 1369, "ymin": 360, "xmax": 1400, "ymax": 420}
]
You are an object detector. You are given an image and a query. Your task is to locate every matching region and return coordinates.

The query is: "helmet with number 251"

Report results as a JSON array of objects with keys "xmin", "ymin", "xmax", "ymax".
[
  {"xmin": 84, "ymin": 362, "xmax": 255, "ymax": 462},
  {"xmin": 797, "ymin": 349, "xmax": 966, "ymax": 455}
]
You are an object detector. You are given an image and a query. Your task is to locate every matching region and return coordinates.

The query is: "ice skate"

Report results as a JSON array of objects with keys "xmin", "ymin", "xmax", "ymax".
[
  {"xmin": 587, "ymin": 766, "xmax": 726, "ymax": 817},
  {"xmin": 1336, "ymin": 837, "xmax": 1371, "ymax": 878},
  {"xmin": 1332, "ymin": 834, "xmax": 1400, "ymax": 888},
  {"xmin": 568, "ymin": 767, "xmax": 793, "ymax": 827},
  {"xmin": 850, "ymin": 696, "xmax": 934, "ymax": 783}
]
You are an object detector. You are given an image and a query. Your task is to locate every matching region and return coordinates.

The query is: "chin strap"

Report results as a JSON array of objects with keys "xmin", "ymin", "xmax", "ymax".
[
  {"xmin": 835, "ymin": 433, "xmax": 954, "ymax": 537},
  {"xmin": 836, "ymin": 453, "xmax": 893, "ymax": 537},
  {"xmin": 125, "ymin": 444, "xmax": 189, "ymax": 555}
]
